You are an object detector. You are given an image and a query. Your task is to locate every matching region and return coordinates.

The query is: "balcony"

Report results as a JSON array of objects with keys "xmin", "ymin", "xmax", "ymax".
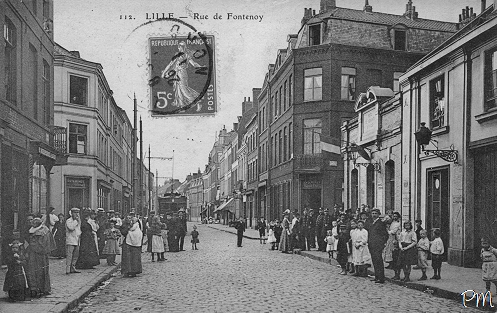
[
  {"xmin": 294, "ymin": 154, "xmax": 324, "ymax": 172},
  {"xmin": 51, "ymin": 126, "xmax": 69, "ymax": 165}
]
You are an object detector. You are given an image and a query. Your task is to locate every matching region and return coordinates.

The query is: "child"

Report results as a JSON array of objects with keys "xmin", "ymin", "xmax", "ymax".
[
  {"xmin": 267, "ymin": 223, "xmax": 277, "ymax": 250},
  {"xmin": 397, "ymin": 221, "xmax": 417, "ymax": 282},
  {"xmin": 3, "ymin": 240, "xmax": 28, "ymax": 301},
  {"xmin": 480, "ymin": 238, "xmax": 497, "ymax": 291},
  {"xmin": 191, "ymin": 225, "xmax": 199, "ymax": 250},
  {"xmin": 331, "ymin": 221, "xmax": 339, "ymax": 257},
  {"xmin": 337, "ymin": 224, "xmax": 350, "ymax": 275},
  {"xmin": 102, "ymin": 220, "xmax": 121, "ymax": 266},
  {"xmin": 256, "ymin": 218, "xmax": 266, "ymax": 244},
  {"xmin": 352, "ymin": 220, "xmax": 371, "ymax": 277},
  {"xmin": 417, "ymin": 229, "xmax": 429, "ymax": 280},
  {"xmin": 430, "ymin": 228, "xmax": 444, "ymax": 280},
  {"xmin": 325, "ymin": 230, "xmax": 335, "ymax": 259}
]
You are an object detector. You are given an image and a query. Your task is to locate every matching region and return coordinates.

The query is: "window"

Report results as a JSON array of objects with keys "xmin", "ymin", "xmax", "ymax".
[
  {"xmin": 275, "ymin": 91, "xmax": 279, "ymax": 117},
  {"xmin": 341, "ymin": 67, "xmax": 356, "ymax": 100},
  {"xmin": 393, "ymin": 72, "xmax": 403, "ymax": 93},
  {"xmin": 4, "ymin": 18, "xmax": 17, "ymax": 104},
  {"xmin": 32, "ymin": 164, "xmax": 47, "ymax": 212},
  {"xmin": 309, "ymin": 24, "xmax": 321, "ymax": 46},
  {"xmin": 289, "ymin": 123, "xmax": 292, "ymax": 158},
  {"xmin": 278, "ymin": 130, "xmax": 282, "ymax": 164},
  {"xmin": 69, "ymin": 123, "xmax": 87, "ymax": 154},
  {"xmin": 289, "ymin": 74, "xmax": 293, "ymax": 105},
  {"xmin": 29, "ymin": 44, "xmax": 38, "ymax": 120},
  {"xmin": 43, "ymin": 60, "xmax": 50, "ymax": 125},
  {"xmin": 303, "ymin": 119, "xmax": 321, "ymax": 155},
  {"xmin": 304, "ymin": 68, "xmax": 322, "ymax": 102},
  {"xmin": 429, "ymin": 75, "xmax": 446, "ymax": 129},
  {"xmin": 385, "ymin": 161, "xmax": 395, "ymax": 211},
  {"xmin": 283, "ymin": 127, "xmax": 287, "ymax": 162},
  {"xmin": 485, "ymin": 50, "xmax": 497, "ymax": 111},
  {"xmin": 279, "ymin": 86, "xmax": 282, "ymax": 115},
  {"xmin": 43, "ymin": 0, "xmax": 50, "ymax": 20},
  {"xmin": 70, "ymin": 75, "xmax": 88, "ymax": 105},
  {"xmin": 366, "ymin": 164, "xmax": 375, "ymax": 207},
  {"xmin": 394, "ymin": 29, "xmax": 406, "ymax": 51},
  {"xmin": 283, "ymin": 81, "xmax": 287, "ymax": 111},
  {"xmin": 351, "ymin": 169, "xmax": 358, "ymax": 209}
]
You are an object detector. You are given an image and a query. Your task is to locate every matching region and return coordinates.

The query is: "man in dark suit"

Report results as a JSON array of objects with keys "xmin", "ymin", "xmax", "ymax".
[
  {"xmin": 178, "ymin": 209, "xmax": 188, "ymax": 251},
  {"xmin": 368, "ymin": 208, "xmax": 388, "ymax": 283},
  {"xmin": 235, "ymin": 217, "xmax": 245, "ymax": 247}
]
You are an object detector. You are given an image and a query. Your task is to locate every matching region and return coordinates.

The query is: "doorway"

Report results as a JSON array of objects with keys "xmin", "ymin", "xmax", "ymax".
[
  {"xmin": 427, "ymin": 167, "xmax": 450, "ymax": 261},
  {"xmin": 302, "ymin": 189, "xmax": 321, "ymax": 210}
]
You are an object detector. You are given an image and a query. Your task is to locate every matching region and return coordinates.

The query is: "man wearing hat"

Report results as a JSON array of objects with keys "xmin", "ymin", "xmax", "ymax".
[
  {"xmin": 65, "ymin": 208, "xmax": 82, "ymax": 274},
  {"xmin": 146, "ymin": 211, "xmax": 156, "ymax": 253},
  {"xmin": 368, "ymin": 208, "xmax": 388, "ymax": 283},
  {"xmin": 178, "ymin": 209, "xmax": 187, "ymax": 251},
  {"xmin": 315, "ymin": 208, "xmax": 325, "ymax": 251},
  {"xmin": 95, "ymin": 208, "xmax": 107, "ymax": 256},
  {"xmin": 42, "ymin": 206, "xmax": 59, "ymax": 232},
  {"xmin": 305, "ymin": 208, "xmax": 316, "ymax": 250}
]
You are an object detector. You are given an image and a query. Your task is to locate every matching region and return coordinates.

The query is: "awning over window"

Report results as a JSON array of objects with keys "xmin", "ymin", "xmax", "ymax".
[{"xmin": 214, "ymin": 198, "xmax": 234, "ymax": 213}]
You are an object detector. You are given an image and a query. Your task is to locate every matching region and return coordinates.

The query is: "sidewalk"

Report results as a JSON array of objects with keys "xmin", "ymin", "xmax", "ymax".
[
  {"xmin": 0, "ymin": 255, "xmax": 120, "ymax": 313},
  {"xmin": 208, "ymin": 223, "xmax": 491, "ymax": 304}
]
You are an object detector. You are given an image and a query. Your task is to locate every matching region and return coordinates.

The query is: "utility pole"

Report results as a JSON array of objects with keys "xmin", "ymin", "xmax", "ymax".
[
  {"xmin": 171, "ymin": 149, "xmax": 175, "ymax": 193},
  {"xmin": 131, "ymin": 93, "xmax": 137, "ymax": 211},
  {"xmin": 139, "ymin": 116, "xmax": 143, "ymax": 216},
  {"xmin": 148, "ymin": 144, "xmax": 152, "ymax": 214}
]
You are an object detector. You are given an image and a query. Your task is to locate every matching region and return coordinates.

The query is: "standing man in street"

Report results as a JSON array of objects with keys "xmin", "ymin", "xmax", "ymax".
[
  {"xmin": 235, "ymin": 217, "xmax": 245, "ymax": 247},
  {"xmin": 178, "ymin": 209, "xmax": 188, "ymax": 251},
  {"xmin": 307, "ymin": 209, "xmax": 316, "ymax": 250},
  {"xmin": 66, "ymin": 208, "xmax": 82, "ymax": 274},
  {"xmin": 368, "ymin": 208, "xmax": 388, "ymax": 283},
  {"xmin": 146, "ymin": 211, "xmax": 155, "ymax": 253},
  {"xmin": 315, "ymin": 208, "xmax": 325, "ymax": 251}
]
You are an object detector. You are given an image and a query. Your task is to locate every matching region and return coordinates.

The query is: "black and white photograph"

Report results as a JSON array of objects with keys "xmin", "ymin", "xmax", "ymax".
[{"xmin": 1, "ymin": 0, "xmax": 497, "ymax": 311}]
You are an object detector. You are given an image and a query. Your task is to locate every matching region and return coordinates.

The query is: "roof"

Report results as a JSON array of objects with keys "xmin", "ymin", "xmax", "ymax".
[{"xmin": 317, "ymin": 7, "xmax": 457, "ymax": 32}]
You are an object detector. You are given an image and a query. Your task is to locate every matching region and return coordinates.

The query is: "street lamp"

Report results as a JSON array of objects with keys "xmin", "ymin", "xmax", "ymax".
[{"xmin": 414, "ymin": 122, "xmax": 458, "ymax": 163}]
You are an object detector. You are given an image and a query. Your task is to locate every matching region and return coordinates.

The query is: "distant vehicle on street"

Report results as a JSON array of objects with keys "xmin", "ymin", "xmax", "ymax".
[{"xmin": 158, "ymin": 193, "xmax": 187, "ymax": 215}]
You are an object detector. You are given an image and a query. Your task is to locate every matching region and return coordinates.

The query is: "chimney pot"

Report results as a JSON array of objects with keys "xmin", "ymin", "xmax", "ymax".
[
  {"xmin": 481, "ymin": 0, "xmax": 486, "ymax": 13},
  {"xmin": 459, "ymin": 14, "xmax": 462, "ymax": 22},
  {"xmin": 470, "ymin": 7, "xmax": 474, "ymax": 16},
  {"xmin": 248, "ymin": 97, "xmax": 251, "ymax": 102},
  {"xmin": 313, "ymin": 9, "xmax": 316, "ymax": 15}
]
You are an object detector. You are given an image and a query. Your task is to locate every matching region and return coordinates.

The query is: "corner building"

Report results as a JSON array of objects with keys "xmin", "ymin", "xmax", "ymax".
[{"xmin": 262, "ymin": 0, "xmax": 457, "ymax": 220}]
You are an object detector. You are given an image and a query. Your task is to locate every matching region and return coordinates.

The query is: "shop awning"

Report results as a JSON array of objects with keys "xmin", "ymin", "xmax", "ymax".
[{"xmin": 214, "ymin": 198, "xmax": 234, "ymax": 213}]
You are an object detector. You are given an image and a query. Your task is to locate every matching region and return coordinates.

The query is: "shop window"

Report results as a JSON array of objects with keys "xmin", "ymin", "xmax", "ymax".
[
  {"xmin": 32, "ymin": 164, "xmax": 47, "ymax": 213},
  {"xmin": 430, "ymin": 75, "xmax": 446, "ymax": 129},
  {"xmin": 309, "ymin": 24, "xmax": 321, "ymax": 46},
  {"xmin": 69, "ymin": 123, "xmax": 87, "ymax": 154},
  {"xmin": 394, "ymin": 30, "xmax": 406, "ymax": 51},
  {"xmin": 485, "ymin": 49, "xmax": 497, "ymax": 111},
  {"xmin": 303, "ymin": 119, "xmax": 321, "ymax": 155},
  {"xmin": 304, "ymin": 68, "xmax": 322, "ymax": 102},
  {"xmin": 4, "ymin": 18, "xmax": 17, "ymax": 104},
  {"xmin": 366, "ymin": 164, "xmax": 375, "ymax": 207},
  {"xmin": 70, "ymin": 75, "xmax": 88, "ymax": 105},
  {"xmin": 341, "ymin": 67, "xmax": 356, "ymax": 100}
]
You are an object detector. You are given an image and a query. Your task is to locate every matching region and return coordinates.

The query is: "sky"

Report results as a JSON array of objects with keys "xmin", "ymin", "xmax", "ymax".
[{"xmin": 53, "ymin": 0, "xmax": 482, "ymax": 183}]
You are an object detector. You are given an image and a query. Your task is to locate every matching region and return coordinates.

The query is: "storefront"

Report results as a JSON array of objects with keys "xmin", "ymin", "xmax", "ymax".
[{"xmin": 65, "ymin": 177, "xmax": 90, "ymax": 213}]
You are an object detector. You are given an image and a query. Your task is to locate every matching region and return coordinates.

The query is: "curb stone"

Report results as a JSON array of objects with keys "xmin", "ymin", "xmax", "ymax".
[{"xmin": 49, "ymin": 264, "xmax": 121, "ymax": 313}]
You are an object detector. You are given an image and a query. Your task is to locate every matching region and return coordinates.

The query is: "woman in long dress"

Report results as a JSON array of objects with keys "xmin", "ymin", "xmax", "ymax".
[
  {"xmin": 26, "ymin": 218, "xmax": 55, "ymax": 296},
  {"xmin": 383, "ymin": 212, "xmax": 401, "ymax": 268},
  {"xmin": 75, "ymin": 211, "xmax": 100, "ymax": 269},
  {"xmin": 161, "ymin": 42, "xmax": 204, "ymax": 109},
  {"xmin": 121, "ymin": 217, "xmax": 143, "ymax": 277},
  {"xmin": 352, "ymin": 220, "xmax": 372, "ymax": 277},
  {"xmin": 279, "ymin": 211, "xmax": 291, "ymax": 253},
  {"xmin": 51, "ymin": 213, "xmax": 66, "ymax": 258}
]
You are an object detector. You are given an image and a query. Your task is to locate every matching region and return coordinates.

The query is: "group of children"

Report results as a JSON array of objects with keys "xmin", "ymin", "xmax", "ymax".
[{"xmin": 319, "ymin": 219, "xmax": 446, "ymax": 283}]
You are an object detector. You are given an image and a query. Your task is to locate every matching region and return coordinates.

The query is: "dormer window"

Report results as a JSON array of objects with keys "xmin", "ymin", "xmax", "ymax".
[
  {"xmin": 309, "ymin": 24, "xmax": 321, "ymax": 46},
  {"xmin": 394, "ymin": 29, "xmax": 407, "ymax": 51}
]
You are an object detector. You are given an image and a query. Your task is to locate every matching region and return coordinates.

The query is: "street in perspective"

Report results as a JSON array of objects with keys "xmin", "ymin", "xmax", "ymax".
[{"xmin": 1, "ymin": 0, "xmax": 497, "ymax": 312}]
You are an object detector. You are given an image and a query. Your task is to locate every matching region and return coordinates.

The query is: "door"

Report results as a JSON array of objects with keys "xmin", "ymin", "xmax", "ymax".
[
  {"xmin": 474, "ymin": 145, "xmax": 497, "ymax": 266},
  {"xmin": 427, "ymin": 168, "xmax": 450, "ymax": 261},
  {"xmin": 302, "ymin": 189, "xmax": 321, "ymax": 211}
]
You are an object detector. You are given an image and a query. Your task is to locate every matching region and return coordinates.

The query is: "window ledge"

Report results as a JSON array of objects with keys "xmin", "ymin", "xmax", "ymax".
[
  {"xmin": 432, "ymin": 126, "xmax": 449, "ymax": 136},
  {"xmin": 475, "ymin": 109, "xmax": 497, "ymax": 124}
]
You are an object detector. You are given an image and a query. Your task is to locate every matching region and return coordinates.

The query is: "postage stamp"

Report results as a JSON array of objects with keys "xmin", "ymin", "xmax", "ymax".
[{"xmin": 148, "ymin": 27, "xmax": 216, "ymax": 116}]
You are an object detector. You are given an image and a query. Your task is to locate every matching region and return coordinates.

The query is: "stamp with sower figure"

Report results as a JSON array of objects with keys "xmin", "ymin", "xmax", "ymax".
[{"xmin": 148, "ymin": 21, "xmax": 216, "ymax": 116}]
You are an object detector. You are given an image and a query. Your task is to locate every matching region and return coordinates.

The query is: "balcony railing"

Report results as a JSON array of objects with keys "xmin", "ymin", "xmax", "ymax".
[
  {"xmin": 294, "ymin": 153, "xmax": 323, "ymax": 171},
  {"xmin": 52, "ymin": 126, "xmax": 67, "ymax": 155}
]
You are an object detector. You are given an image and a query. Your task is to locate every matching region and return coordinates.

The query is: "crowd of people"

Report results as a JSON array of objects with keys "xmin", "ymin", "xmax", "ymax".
[
  {"xmin": 263, "ymin": 204, "xmax": 449, "ymax": 284},
  {"xmin": 2, "ymin": 206, "xmax": 192, "ymax": 302}
]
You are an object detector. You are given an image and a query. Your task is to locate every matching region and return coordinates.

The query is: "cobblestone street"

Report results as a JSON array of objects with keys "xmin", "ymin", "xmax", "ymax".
[{"xmin": 71, "ymin": 224, "xmax": 481, "ymax": 313}]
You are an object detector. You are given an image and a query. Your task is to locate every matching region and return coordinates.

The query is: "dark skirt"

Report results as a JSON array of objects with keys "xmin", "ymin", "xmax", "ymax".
[
  {"xmin": 76, "ymin": 232, "xmax": 100, "ymax": 269},
  {"xmin": 398, "ymin": 247, "xmax": 417, "ymax": 266},
  {"xmin": 121, "ymin": 244, "xmax": 142, "ymax": 276},
  {"xmin": 168, "ymin": 233, "xmax": 179, "ymax": 252},
  {"xmin": 279, "ymin": 229, "xmax": 291, "ymax": 252},
  {"xmin": 51, "ymin": 230, "xmax": 66, "ymax": 258},
  {"xmin": 26, "ymin": 253, "xmax": 51, "ymax": 294},
  {"xmin": 3, "ymin": 263, "xmax": 28, "ymax": 292}
]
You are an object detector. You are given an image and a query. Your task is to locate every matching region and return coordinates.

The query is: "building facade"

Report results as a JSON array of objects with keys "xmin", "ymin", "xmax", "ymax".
[
  {"xmin": 341, "ymin": 88, "xmax": 402, "ymax": 215},
  {"xmin": 51, "ymin": 45, "xmax": 133, "ymax": 216},
  {"xmin": 400, "ymin": 2, "xmax": 497, "ymax": 266},
  {"xmin": 0, "ymin": 0, "xmax": 62, "ymax": 263}
]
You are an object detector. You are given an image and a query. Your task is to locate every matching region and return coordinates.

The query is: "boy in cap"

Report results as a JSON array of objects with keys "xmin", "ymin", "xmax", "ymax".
[{"xmin": 65, "ymin": 208, "xmax": 81, "ymax": 274}]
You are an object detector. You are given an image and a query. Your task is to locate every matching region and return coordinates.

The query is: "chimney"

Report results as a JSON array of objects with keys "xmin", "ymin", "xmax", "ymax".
[
  {"xmin": 320, "ymin": 0, "xmax": 336, "ymax": 13},
  {"xmin": 364, "ymin": 0, "xmax": 373, "ymax": 13},
  {"xmin": 233, "ymin": 122, "xmax": 239, "ymax": 132},
  {"xmin": 301, "ymin": 8, "xmax": 313, "ymax": 26},
  {"xmin": 404, "ymin": 0, "xmax": 418, "ymax": 19},
  {"xmin": 482, "ymin": 0, "xmax": 486, "ymax": 13}
]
